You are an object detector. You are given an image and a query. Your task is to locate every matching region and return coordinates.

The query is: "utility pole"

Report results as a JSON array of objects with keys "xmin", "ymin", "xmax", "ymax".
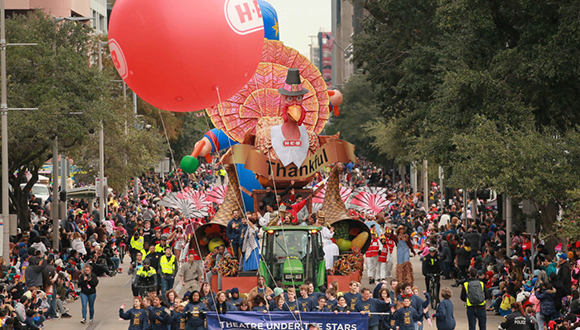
[
  {"xmin": 422, "ymin": 159, "xmax": 428, "ymax": 208},
  {"xmin": 52, "ymin": 139, "xmax": 58, "ymax": 249},
  {"xmin": 506, "ymin": 195, "xmax": 512, "ymax": 255},
  {"xmin": 438, "ymin": 166, "xmax": 444, "ymax": 204},
  {"xmin": 410, "ymin": 161, "xmax": 417, "ymax": 194},
  {"xmin": 98, "ymin": 41, "xmax": 106, "ymax": 224},
  {"xmin": 1, "ymin": 0, "xmax": 8, "ymax": 258},
  {"xmin": 1, "ymin": 0, "xmax": 37, "ymax": 257},
  {"xmin": 133, "ymin": 92, "xmax": 139, "ymax": 201}
]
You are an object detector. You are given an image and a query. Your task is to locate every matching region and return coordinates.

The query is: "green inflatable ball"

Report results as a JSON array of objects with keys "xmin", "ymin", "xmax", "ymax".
[
  {"xmin": 180, "ymin": 156, "xmax": 199, "ymax": 174},
  {"xmin": 337, "ymin": 238, "xmax": 352, "ymax": 252},
  {"xmin": 208, "ymin": 238, "xmax": 225, "ymax": 252}
]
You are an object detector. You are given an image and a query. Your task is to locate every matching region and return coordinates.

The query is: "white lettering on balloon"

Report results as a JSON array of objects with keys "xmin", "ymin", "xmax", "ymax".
[
  {"xmin": 224, "ymin": 0, "xmax": 265, "ymax": 35},
  {"xmin": 108, "ymin": 39, "xmax": 128, "ymax": 79}
]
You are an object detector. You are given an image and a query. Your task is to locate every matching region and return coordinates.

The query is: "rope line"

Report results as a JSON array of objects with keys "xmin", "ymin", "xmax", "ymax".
[{"xmin": 249, "ymin": 81, "xmax": 306, "ymax": 325}]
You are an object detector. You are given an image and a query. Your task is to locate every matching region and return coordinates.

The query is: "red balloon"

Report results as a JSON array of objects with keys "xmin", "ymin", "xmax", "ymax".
[{"xmin": 108, "ymin": 0, "xmax": 265, "ymax": 112}]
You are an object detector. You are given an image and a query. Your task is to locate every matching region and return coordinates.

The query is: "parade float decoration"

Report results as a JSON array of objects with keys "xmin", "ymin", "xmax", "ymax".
[
  {"xmin": 109, "ymin": 0, "xmax": 371, "ymax": 292},
  {"xmin": 347, "ymin": 186, "xmax": 391, "ymax": 215},
  {"xmin": 157, "ymin": 187, "xmax": 210, "ymax": 218},
  {"xmin": 206, "ymin": 185, "xmax": 228, "ymax": 204}
]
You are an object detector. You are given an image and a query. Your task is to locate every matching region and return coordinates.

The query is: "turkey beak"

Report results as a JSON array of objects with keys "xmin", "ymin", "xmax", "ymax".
[{"xmin": 287, "ymin": 105, "xmax": 302, "ymax": 122}]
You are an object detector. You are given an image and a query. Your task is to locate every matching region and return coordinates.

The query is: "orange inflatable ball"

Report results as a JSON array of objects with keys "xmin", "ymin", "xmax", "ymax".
[
  {"xmin": 108, "ymin": 0, "xmax": 265, "ymax": 111},
  {"xmin": 349, "ymin": 228, "xmax": 361, "ymax": 236}
]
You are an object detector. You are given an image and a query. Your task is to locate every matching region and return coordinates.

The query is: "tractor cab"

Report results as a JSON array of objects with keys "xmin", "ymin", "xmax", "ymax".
[{"xmin": 259, "ymin": 226, "xmax": 326, "ymax": 291}]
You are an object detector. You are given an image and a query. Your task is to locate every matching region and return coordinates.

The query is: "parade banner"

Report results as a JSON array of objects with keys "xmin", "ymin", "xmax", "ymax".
[
  {"xmin": 222, "ymin": 139, "xmax": 358, "ymax": 180},
  {"xmin": 207, "ymin": 311, "xmax": 368, "ymax": 330}
]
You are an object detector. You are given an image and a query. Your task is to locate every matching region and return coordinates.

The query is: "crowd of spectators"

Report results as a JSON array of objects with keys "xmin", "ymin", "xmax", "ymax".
[{"xmin": 7, "ymin": 159, "xmax": 580, "ymax": 330}]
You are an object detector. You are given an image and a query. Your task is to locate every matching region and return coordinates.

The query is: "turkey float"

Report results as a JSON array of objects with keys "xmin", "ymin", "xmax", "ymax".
[{"xmin": 181, "ymin": 40, "xmax": 367, "ymax": 258}]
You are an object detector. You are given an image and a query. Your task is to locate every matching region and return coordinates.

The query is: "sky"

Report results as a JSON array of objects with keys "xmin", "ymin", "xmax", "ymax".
[{"xmin": 265, "ymin": 0, "xmax": 332, "ymax": 56}]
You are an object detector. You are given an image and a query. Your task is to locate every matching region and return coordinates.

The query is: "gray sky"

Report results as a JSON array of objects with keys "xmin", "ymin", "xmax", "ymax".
[{"xmin": 266, "ymin": 0, "xmax": 331, "ymax": 57}]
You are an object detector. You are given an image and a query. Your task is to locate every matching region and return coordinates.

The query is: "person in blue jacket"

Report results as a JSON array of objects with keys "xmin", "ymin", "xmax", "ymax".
[
  {"xmin": 148, "ymin": 296, "xmax": 170, "ymax": 330},
  {"xmin": 226, "ymin": 210, "xmax": 243, "ymax": 261},
  {"xmin": 184, "ymin": 291, "xmax": 208, "ymax": 330},
  {"xmin": 355, "ymin": 287, "xmax": 389, "ymax": 330},
  {"xmin": 210, "ymin": 291, "xmax": 237, "ymax": 314},
  {"xmin": 313, "ymin": 296, "xmax": 330, "ymax": 312},
  {"xmin": 344, "ymin": 281, "xmax": 362, "ymax": 310},
  {"xmin": 119, "ymin": 298, "xmax": 149, "ymax": 330},
  {"xmin": 396, "ymin": 283, "xmax": 430, "ymax": 318},
  {"xmin": 394, "ymin": 296, "xmax": 425, "ymax": 330},
  {"xmin": 297, "ymin": 284, "xmax": 315, "ymax": 312},
  {"xmin": 431, "ymin": 287, "xmax": 456, "ymax": 330},
  {"xmin": 169, "ymin": 301, "xmax": 187, "ymax": 330},
  {"xmin": 282, "ymin": 288, "xmax": 300, "ymax": 312},
  {"xmin": 228, "ymin": 288, "xmax": 244, "ymax": 307},
  {"xmin": 380, "ymin": 304, "xmax": 397, "ymax": 330}
]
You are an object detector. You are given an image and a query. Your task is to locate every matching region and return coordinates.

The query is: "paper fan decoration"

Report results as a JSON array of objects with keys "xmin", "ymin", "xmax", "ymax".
[
  {"xmin": 348, "ymin": 191, "xmax": 389, "ymax": 215},
  {"xmin": 157, "ymin": 191, "xmax": 209, "ymax": 219},
  {"xmin": 207, "ymin": 185, "xmax": 227, "ymax": 204},
  {"xmin": 312, "ymin": 185, "xmax": 352, "ymax": 204},
  {"xmin": 206, "ymin": 39, "xmax": 330, "ymax": 143}
]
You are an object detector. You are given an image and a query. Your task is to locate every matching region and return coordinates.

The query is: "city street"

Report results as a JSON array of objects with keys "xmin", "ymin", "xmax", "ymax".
[{"xmin": 45, "ymin": 252, "xmax": 503, "ymax": 330}]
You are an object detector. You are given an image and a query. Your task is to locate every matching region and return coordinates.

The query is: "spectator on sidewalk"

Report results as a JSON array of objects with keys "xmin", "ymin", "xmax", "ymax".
[{"xmin": 78, "ymin": 264, "xmax": 99, "ymax": 324}]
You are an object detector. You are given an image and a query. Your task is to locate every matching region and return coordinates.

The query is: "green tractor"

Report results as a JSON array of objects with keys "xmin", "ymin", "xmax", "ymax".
[{"xmin": 259, "ymin": 225, "xmax": 327, "ymax": 291}]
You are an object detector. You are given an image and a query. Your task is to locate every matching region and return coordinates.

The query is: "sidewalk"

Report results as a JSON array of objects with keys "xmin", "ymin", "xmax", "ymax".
[{"xmin": 45, "ymin": 262, "xmax": 135, "ymax": 330}]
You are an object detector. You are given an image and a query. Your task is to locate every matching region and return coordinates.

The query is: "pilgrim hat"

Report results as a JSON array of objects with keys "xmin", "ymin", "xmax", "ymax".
[{"xmin": 278, "ymin": 68, "xmax": 309, "ymax": 96}]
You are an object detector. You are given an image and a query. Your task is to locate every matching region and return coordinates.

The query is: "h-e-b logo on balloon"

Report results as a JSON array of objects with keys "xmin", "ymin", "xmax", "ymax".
[
  {"xmin": 108, "ymin": 39, "xmax": 128, "ymax": 79},
  {"xmin": 224, "ymin": 0, "xmax": 264, "ymax": 35}
]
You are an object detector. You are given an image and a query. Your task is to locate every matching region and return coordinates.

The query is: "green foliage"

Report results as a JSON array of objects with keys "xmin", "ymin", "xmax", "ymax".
[
  {"xmin": 352, "ymin": 0, "xmax": 580, "ymax": 229},
  {"xmin": 1, "ymin": 11, "xmax": 164, "ymax": 225},
  {"xmin": 170, "ymin": 112, "xmax": 213, "ymax": 161},
  {"xmin": 560, "ymin": 189, "xmax": 580, "ymax": 242},
  {"xmin": 324, "ymin": 74, "xmax": 382, "ymax": 163}
]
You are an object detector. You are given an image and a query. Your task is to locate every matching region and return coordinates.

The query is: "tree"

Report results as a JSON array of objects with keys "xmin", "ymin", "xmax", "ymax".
[
  {"xmin": 1, "ymin": 11, "xmax": 164, "ymax": 227},
  {"xmin": 351, "ymin": 0, "xmax": 441, "ymax": 163},
  {"xmin": 351, "ymin": 0, "xmax": 580, "ymax": 233},
  {"xmin": 324, "ymin": 73, "xmax": 382, "ymax": 164},
  {"xmin": 170, "ymin": 112, "xmax": 213, "ymax": 162}
]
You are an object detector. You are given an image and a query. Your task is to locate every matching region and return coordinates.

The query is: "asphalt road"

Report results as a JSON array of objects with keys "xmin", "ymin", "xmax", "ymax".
[{"xmin": 44, "ymin": 251, "xmax": 503, "ymax": 330}]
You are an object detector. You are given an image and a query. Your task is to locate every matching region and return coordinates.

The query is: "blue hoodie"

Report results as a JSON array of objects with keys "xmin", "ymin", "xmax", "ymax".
[
  {"xmin": 355, "ymin": 298, "xmax": 389, "ymax": 327},
  {"xmin": 184, "ymin": 301, "xmax": 208, "ymax": 328},
  {"xmin": 148, "ymin": 306, "xmax": 170, "ymax": 330},
  {"xmin": 119, "ymin": 308, "xmax": 149, "ymax": 330},
  {"xmin": 432, "ymin": 299, "xmax": 456, "ymax": 330}
]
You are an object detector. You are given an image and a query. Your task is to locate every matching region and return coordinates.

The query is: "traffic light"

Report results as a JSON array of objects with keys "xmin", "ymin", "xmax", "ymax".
[{"xmin": 59, "ymin": 191, "xmax": 66, "ymax": 202}]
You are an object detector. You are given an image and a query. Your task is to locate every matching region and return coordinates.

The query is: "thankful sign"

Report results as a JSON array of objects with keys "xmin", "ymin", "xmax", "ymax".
[{"xmin": 222, "ymin": 139, "xmax": 358, "ymax": 180}]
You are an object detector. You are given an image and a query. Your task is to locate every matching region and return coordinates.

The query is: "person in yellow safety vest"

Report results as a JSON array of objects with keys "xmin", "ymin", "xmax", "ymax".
[
  {"xmin": 460, "ymin": 268, "xmax": 487, "ymax": 330},
  {"xmin": 219, "ymin": 167, "xmax": 226, "ymax": 185},
  {"xmin": 136, "ymin": 259, "xmax": 157, "ymax": 289},
  {"xmin": 155, "ymin": 235, "xmax": 171, "ymax": 254},
  {"xmin": 142, "ymin": 243, "xmax": 155, "ymax": 261},
  {"xmin": 130, "ymin": 231, "xmax": 145, "ymax": 263},
  {"xmin": 159, "ymin": 247, "xmax": 177, "ymax": 303}
]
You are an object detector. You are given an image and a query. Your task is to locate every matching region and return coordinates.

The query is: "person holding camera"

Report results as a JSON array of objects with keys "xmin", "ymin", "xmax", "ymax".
[{"xmin": 78, "ymin": 264, "xmax": 99, "ymax": 324}]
